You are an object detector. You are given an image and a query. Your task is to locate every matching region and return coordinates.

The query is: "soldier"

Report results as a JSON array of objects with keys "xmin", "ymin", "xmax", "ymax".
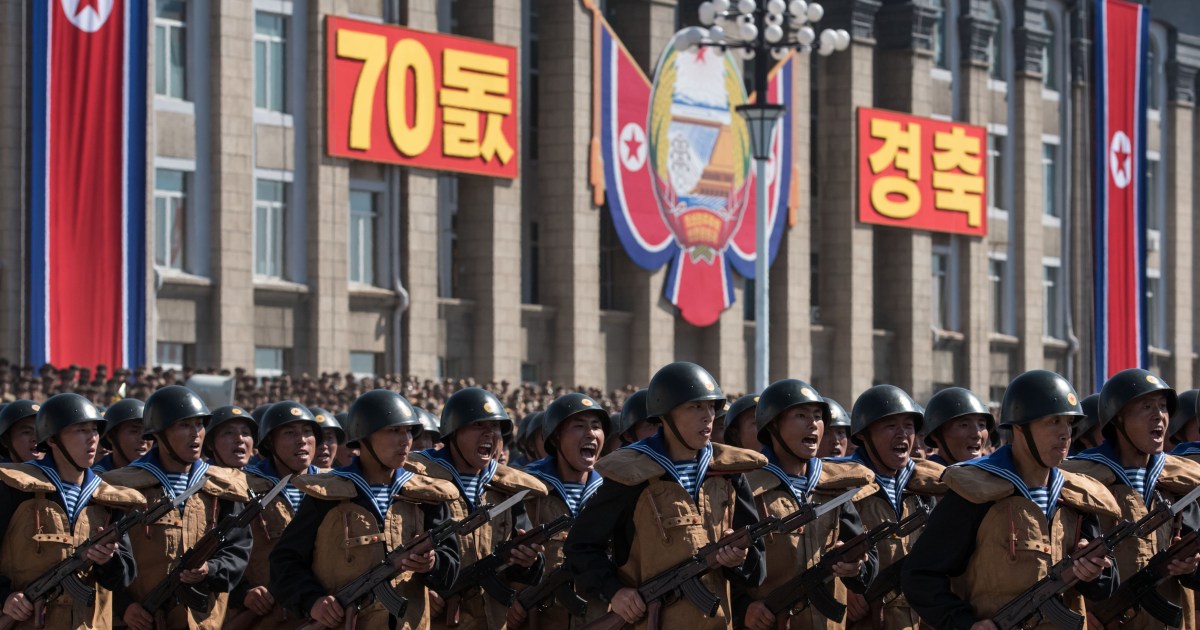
[
  {"xmin": 921, "ymin": 388, "xmax": 993, "ymax": 466},
  {"xmin": 817, "ymin": 397, "xmax": 851, "ymax": 459},
  {"xmin": 333, "ymin": 412, "xmax": 358, "ymax": 468},
  {"xmin": 735, "ymin": 379, "xmax": 878, "ymax": 630},
  {"xmin": 103, "ymin": 385, "xmax": 252, "ymax": 630},
  {"xmin": 203, "ymin": 405, "xmax": 257, "ymax": 470},
  {"xmin": 1168, "ymin": 389, "xmax": 1200, "ymax": 450},
  {"xmin": 0, "ymin": 401, "xmax": 44, "ymax": 463},
  {"xmin": 723, "ymin": 394, "xmax": 761, "ymax": 451},
  {"xmin": 1070, "ymin": 394, "xmax": 1102, "ymax": 455},
  {"xmin": 613, "ymin": 389, "xmax": 659, "ymax": 447},
  {"xmin": 309, "ymin": 407, "xmax": 342, "ymax": 470},
  {"xmin": 92, "ymin": 398, "xmax": 151, "ymax": 473},
  {"xmin": 903, "ymin": 369, "xmax": 1118, "ymax": 629},
  {"xmin": 842, "ymin": 384, "xmax": 946, "ymax": 630},
  {"xmin": 1061, "ymin": 368, "xmax": 1200, "ymax": 630},
  {"xmin": 270, "ymin": 389, "xmax": 460, "ymax": 629},
  {"xmin": 0, "ymin": 393, "xmax": 142, "ymax": 629},
  {"xmin": 509, "ymin": 392, "xmax": 610, "ymax": 629},
  {"xmin": 565, "ymin": 362, "xmax": 767, "ymax": 630},
  {"xmin": 410, "ymin": 387, "xmax": 548, "ymax": 630},
  {"xmin": 520, "ymin": 411, "xmax": 548, "ymax": 462},
  {"xmin": 413, "ymin": 407, "xmax": 441, "ymax": 453}
]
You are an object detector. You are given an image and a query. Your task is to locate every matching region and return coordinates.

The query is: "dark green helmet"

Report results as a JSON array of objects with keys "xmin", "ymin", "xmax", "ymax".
[
  {"xmin": 345, "ymin": 389, "xmax": 422, "ymax": 446},
  {"xmin": 205, "ymin": 405, "xmax": 257, "ymax": 443},
  {"xmin": 440, "ymin": 387, "xmax": 512, "ymax": 438},
  {"xmin": 36, "ymin": 393, "xmax": 104, "ymax": 451},
  {"xmin": 542, "ymin": 393, "xmax": 611, "ymax": 455},
  {"xmin": 0, "ymin": 400, "xmax": 42, "ymax": 439},
  {"xmin": 251, "ymin": 404, "xmax": 272, "ymax": 425},
  {"xmin": 646, "ymin": 362, "xmax": 726, "ymax": 419},
  {"xmin": 310, "ymin": 407, "xmax": 346, "ymax": 444},
  {"xmin": 334, "ymin": 412, "xmax": 349, "ymax": 442},
  {"xmin": 258, "ymin": 401, "xmax": 322, "ymax": 457},
  {"xmin": 1099, "ymin": 368, "xmax": 1177, "ymax": 429},
  {"xmin": 999, "ymin": 370, "xmax": 1084, "ymax": 427},
  {"xmin": 415, "ymin": 407, "xmax": 441, "ymax": 440},
  {"xmin": 755, "ymin": 379, "xmax": 828, "ymax": 445},
  {"xmin": 101, "ymin": 398, "xmax": 145, "ymax": 448},
  {"xmin": 1073, "ymin": 394, "xmax": 1100, "ymax": 441},
  {"xmin": 1169, "ymin": 390, "xmax": 1200, "ymax": 439},
  {"xmin": 824, "ymin": 397, "xmax": 850, "ymax": 428},
  {"xmin": 724, "ymin": 394, "xmax": 760, "ymax": 432},
  {"xmin": 850, "ymin": 385, "xmax": 923, "ymax": 441},
  {"xmin": 617, "ymin": 390, "xmax": 658, "ymax": 438},
  {"xmin": 521, "ymin": 411, "xmax": 545, "ymax": 450},
  {"xmin": 143, "ymin": 385, "xmax": 211, "ymax": 437},
  {"xmin": 923, "ymin": 387, "xmax": 993, "ymax": 448}
]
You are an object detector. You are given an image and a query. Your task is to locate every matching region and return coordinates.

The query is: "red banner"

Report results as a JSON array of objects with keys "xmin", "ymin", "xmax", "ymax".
[
  {"xmin": 857, "ymin": 107, "xmax": 987, "ymax": 237},
  {"xmin": 326, "ymin": 16, "xmax": 518, "ymax": 179}
]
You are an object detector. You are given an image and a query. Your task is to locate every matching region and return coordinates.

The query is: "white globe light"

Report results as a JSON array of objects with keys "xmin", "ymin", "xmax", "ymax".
[
  {"xmin": 699, "ymin": 1, "xmax": 716, "ymax": 25},
  {"xmin": 713, "ymin": 0, "xmax": 731, "ymax": 12},
  {"xmin": 709, "ymin": 25, "xmax": 726, "ymax": 41},
  {"xmin": 818, "ymin": 40, "xmax": 834, "ymax": 55},
  {"xmin": 796, "ymin": 26, "xmax": 815, "ymax": 45},
  {"xmin": 835, "ymin": 29, "xmax": 851, "ymax": 50},
  {"xmin": 789, "ymin": 0, "xmax": 807, "ymax": 16},
  {"xmin": 765, "ymin": 13, "xmax": 782, "ymax": 25},
  {"xmin": 739, "ymin": 20, "xmax": 759, "ymax": 40},
  {"xmin": 771, "ymin": 47, "xmax": 789, "ymax": 60},
  {"xmin": 806, "ymin": 2, "xmax": 824, "ymax": 22},
  {"xmin": 737, "ymin": 0, "xmax": 756, "ymax": 14},
  {"xmin": 765, "ymin": 24, "xmax": 784, "ymax": 43},
  {"xmin": 819, "ymin": 27, "xmax": 836, "ymax": 49},
  {"xmin": 737, "ymin": 47, "xmax": 757, "ymax": 60},
  {"xmin": 767, "ymin": 0, "xmax": 786, "ymax": 15}
]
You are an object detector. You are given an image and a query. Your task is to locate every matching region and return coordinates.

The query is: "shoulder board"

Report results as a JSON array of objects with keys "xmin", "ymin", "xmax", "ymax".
[
  {"xmin": 1059, "ymin": 458, "xmax": 1117, "ymax": 485},
  {"xmin": 293, "ymin": 473, "xmax": 358, "ymax": 501},
  {"xmin": 91, "ymin": 479, "xmax": 148, "ymax": 510},
  {"xmin": 1156, "ymin": 455, "xmax": 1200, "ymax": 495},
  {"xmin": 708, "ymin": 443, "xmax": 768, "ymax": 473},
  {"xmin": 744, "ymin": 468, "xmax": 783, "ymax": 498},
  {"xmin": 1058, "ymin": 469, "xmax": 1122, "ymax": 520},
  {"xmin": 488, "ymin": 465, "xmax": 549, "ymax": 498},
  {"xmin": 815, "ymin": 461, "xmax": 879, "ymax": 501},
  {"xmin": 906, "ymin": 458, "xmax": 948, "ymax": 495},
  {"xmin": 202, "ymin": 466, "xmax": 252, "ymax": 502},
  {"xmin": 99, "ymin": 466, "xmax": 161, "ymax": 490},
  {"xmin": 399, "ymin": 473, "xmax": 459, "ymax": 503},
  {"xmin": 246, "ymin": 473, "xmax": 276, "ymax": 494},
  {"xmin": 594, "ymin": 449, "xmax": 666, "ymax": 486},
  {"xmin": 941, "ymin": 465, "xmax": 1016, "ymax": 504},
  {"xmin": 0, "ymin": 463, "xmax": 55, "ymax": 493}
]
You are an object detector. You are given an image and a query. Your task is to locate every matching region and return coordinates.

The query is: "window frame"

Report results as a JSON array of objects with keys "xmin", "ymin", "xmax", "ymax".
[
  {"xmin": 254, "ymin": 11, "xmax": 288, "ymax": 114},
  {"xmin": 154, "ymin": 168, "xmax": 189, "ymax": 271},
  {"xmin": 254, "ymin": 172, "xmax": 292, "ymax": 280},
  {"xmin": 154, "ymin": 0, "xmax": 188, "ymax": 101},
  {"xmin": 348, "ymin": 184, "xmax": 382, "ymax": 286}
]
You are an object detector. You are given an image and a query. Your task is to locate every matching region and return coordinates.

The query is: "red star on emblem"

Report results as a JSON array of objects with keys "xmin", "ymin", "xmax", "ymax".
[
  {"xmin": 624, "ymin": 134, "xmax": 643, "ymax": 160},
  {"xmin": 74, "ymin": 0, "xmax": 103, "ymax": 17}
]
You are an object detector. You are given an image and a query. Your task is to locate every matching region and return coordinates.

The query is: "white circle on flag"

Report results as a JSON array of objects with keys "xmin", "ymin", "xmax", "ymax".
[
  {"xmin": 619, "ymin": 123, "xmax": 648, "ymax": 172},
  {"xmin": 1109, "ymin": 130, "xmax": 1133, "ymax": 190},
  {"xmin": 61, "ymin": 0, "xmax": 115, "ymax": 33}
]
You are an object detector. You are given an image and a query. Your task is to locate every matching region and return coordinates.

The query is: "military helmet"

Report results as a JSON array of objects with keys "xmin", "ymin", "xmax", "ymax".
[
  {"xmin": 1099, "ymin": 368, "xmax": 1177, "ymax": 429},
  {"xmin": 542, "ymin": 393, "xmax": 612, "ymax": 455},
  {"xmin": 0, "ymin": 399, "xmax": 42, "ymax": 439},
  {"xmin": 251, "ymin": 404, "xmax": 272, "ymax": 425},
  {"xmin": 922, "ymin": 387, "xmax": 993, "ymax": 448},
  {"xmin": 334, "ymin": 412, "xmax": 349, "ymax": 442},
  {"xmin": 1168, "ymin": 389, "xmax": 1200, "ymax": 439},
  {"xmin": 1073, "ymin": 394, "xmax": 1100, "ymax": 441},
  {"xmin": 999, "ymin": 370, "xmax": 1084, "ymax": 427},
  {"xmin": 824, "ymin": 397, "xmax": 851, "ymax": 428},
  {"xmin": 310, "ymin": 407, "xmax": 346, "ymax": 444},
  {"xmin": 755, "ymin": 379, "xmax": 828, "ymax": 445},
  {"xmin": 440, "ymin": 387, "xmax": 512, "ymax": 438},
  {"xmin": 101, "ymin": 398, "xmax": 145, "ymax": 447},
  {"xmin": 617, "ymin": 389, "xmax": 658, "ymax": 438},
  {"xmin": 521, "ymin": 411, "xmax": 545, "ymax": 449},
  {"xmin": 345, "ymin": 389, "xmax": 422, "ymax": 446},
  {"xmin": 143, "ymin": 385, "xmax": 211, "ymax": 437},
  {"xmin": 724, "ymin": 394, "xmax": 760, "ymax": 432},
  {"xmin": 646, "ymin": 362, "xmax": 726, "ymax": 419},
  {"xmin": 258, "ymin": 401, "xmax": 322, "ymax": 456},
  {"xmin": 204, "ymin": 405, "xmax": 257, "ymax": 448},
  {"xmin": 36, "ymin": 393, "xmax": 105, "ymax": 451},
  {"xmin": 415, "ymin": 407, "xmax": 441, "ymax": 440},
  {"xmin": 850, "ymin": 385, "xmax": 924, "ymax": 441}
]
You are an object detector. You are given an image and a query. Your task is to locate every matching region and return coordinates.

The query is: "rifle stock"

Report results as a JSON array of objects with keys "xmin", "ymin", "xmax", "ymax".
[{"xmin": 1087, "ymin": 530, "xmax": 1200, "ymax": 627}]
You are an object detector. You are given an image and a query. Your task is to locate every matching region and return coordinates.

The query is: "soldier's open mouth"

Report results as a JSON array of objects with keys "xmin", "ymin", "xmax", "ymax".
[
  {"xmin": 801, "ymin": 436, "xmax": 819, "ymax": 447},
  {"xmin": 579, "ymin": 444, "xmax": 598, "ymax": 459}
]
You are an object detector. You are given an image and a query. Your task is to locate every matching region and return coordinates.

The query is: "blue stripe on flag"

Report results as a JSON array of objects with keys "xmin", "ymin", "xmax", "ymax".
[{"xmin": 30, "ymin": 1, "xmax": 50, "ymax": 368}]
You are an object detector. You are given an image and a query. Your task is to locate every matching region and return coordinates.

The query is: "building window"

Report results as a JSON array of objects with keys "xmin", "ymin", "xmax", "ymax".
[
  {"xmin": 1146, "ymin": 156, "xmax": 1161, "ymax": 232},
  {"xmin": 349, "ymin": 190, "xmax": 377, "ymax": 285},
  {"xmin": 931, "ymin": 0, "xmax": 948, "ymax": 69},
  {"xmin": 600, "ymin": 210, "xmax": 618, "ymax": 310},
  {"xmin": 254, "ymin": 12, "xmax": 287, "ymax": 112},
  {"xmin": 523, "ymin": 1, "xmax": 540, "ymax": 161},
  {"xmin": 438, "ymin": 175, "xmax": 459, "ymax": 298},
  {"xmin": 154, "ymin": 169, "xmax": 187, "ymax": 270},
  {"xmin": 988, "ymin": 255, "xmax": 1009, "ymax": 334},
  {"xmin": 1042, "ymin": 143, "xmax": 1058, "ymax": 218},
  {"xmin": 255, "ymin": 347, "xmax": 286, "ymax": 378},
  {"xmin": 988, "ymin": 133, "xmax": 1006, "ymax": 213},
  {"xmin": 1044, "ymin": 263, "xmax": 1063, "ymax": 339},
  {"xmin": 156, "ymin": 342, "xmax": 186, "ymax": 370},
  {"xmin": 743, "ymin": 278, "xmax": 756, "ymax": 321},
  {"xmin": 932, "ymin": 249, "xmax": 950, "ymax": 330},
  {"xmin": 981, "ymin": 0, "xmax": 1004, "ymax": 81},
  {"xmin": 1146, "ymin": 272, "xmax": 1164, "ymax": 348},
  {"xmin": 349, "ymin": 351, "xmax": 379, "ymax": 379},
  {"xmin": 522, "ymin": 221, "xmax": 540, "ymax": 304},
  {"xmin": 521, "ymin": 362, "xmax": 538, "ymax": 384},
  {"xmin": 1041, "ymin": 12, "xmax": 1057, "ymax": 89},
  {"xmin": 1147, "ymin": 41, "xmax": 1160, "ymax": 111},
  {"xmin": 254, "ymin": 179, "xmax": 287, "ymax": 278},
  {"xmin": 155, "ymin": 0, "xmax": 187, "ymax": 99}
]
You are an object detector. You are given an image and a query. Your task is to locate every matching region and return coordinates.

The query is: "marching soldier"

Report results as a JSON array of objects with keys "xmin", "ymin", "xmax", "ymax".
[
  {"xmin": 723, "ymin": 394, "xmax": 760, "ymax": 451},
  {"xmin": 92, "ymin": 398, "xmax": 150, "ymax": 473},
  {"xmin": 0, "ymin": 400, "xmax": 44, "ymax": 463},
  {"xmin": 921, "ymin": 388, "xmax": 993, "ymax": 466},
  {"xmin": 565, "ymin": 361, "xmax": 767, "ymax": 630},
  {"xmin": 903, "ymin": 369, "xmax": 1118, "ymax": 629},
  {"xmin": 270, "ymin": 389, "xmax": 460, "ymax": 629},
  {"xmin": 817, "ymin": 397, "xmax": 851, "ymax": 459},
  {"xmin": 333, "ymin": 412, "xmax": 358, "ymax": 468},
  {"xmin": 1061, "ymin": 368, "xmax": 1200, "ymax": 630},
  {"xmin": 410, "ymin": 387, "xmax": 548, "ymax": 630},
  {"xmin": 0, "ymin": 393, "xmax": 142, "ymax": 629},
  {"xmin": 203, "ymin": 405, "xmax": 257, "ymax": 470},
  {"xmin": 309, "ymin": 407, "xmax": 342, "ymax": 470},
  {"xmin": 413, "ymin": 407, "xmax": 441, "ymax": 453},
  {"xmin": 103, "ymin": 385, "xmax": 253, "ymax": 630},
  {"xmin": 509, "ymin": 392, "xmax": 610, "ymax": 629},
  {"xmin": 613, "ymin": 389, "xmax": 659, "ymax": 448},
  {"xmin": 842, "ymin": 384, "xmax": 946, "ymax": 630},
  {"xmin": 1168, "ymin": 389, "xmax": 1200, "ymax": 450},
  {"xmin": 735, "ymin": 379, "xmax": 878, "ymax": 630},
  {"xmin": 1070, "ymin": 394, "xmax": 1103, "ymax": 455}
]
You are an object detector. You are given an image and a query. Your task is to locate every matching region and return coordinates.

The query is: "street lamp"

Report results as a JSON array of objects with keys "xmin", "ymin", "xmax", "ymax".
[{"xmin": 689, "ymin": 0, "xmax": 849, "ymax": 391}]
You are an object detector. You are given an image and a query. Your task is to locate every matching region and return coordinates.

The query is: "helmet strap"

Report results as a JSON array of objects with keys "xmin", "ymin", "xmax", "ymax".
[
  {"xmin": 769, "ymin": 425, "xmax": 808, "ymax": 464},
  {"xmin": 361, "ymin": 435, "xmax": 389, "ymax": 471},
  {"xmin": 110, "ymin": 431, "xmax": 134, "ymax": 468},
  {"xmin": 159, "ymin": 435, "xmax": 192, "ymax": 469},
  {"xmin": 861, "ymin": 435, "xmax": 897, "ymax": 477},
  {"xmin": 50, "ymin": 438, "xmax": 87, "ymax": 475},
  {"xmin": 932, "ymin": 435, "xmax": 957, "ymax": 465},
  {"xmin": 1115, "ymin": 419, "xmax": 1149, "ymax": 458},
  {"xmin": 663, "ymin": 413, "xmax": 696, "ymax": 454},
  {"xmin": 271, "ymin": 449, "xmax": 305, "ymax": 477},
  {"xmin": 1019, "ymin": 425, "xmax": 1050, "ymax": 470}
]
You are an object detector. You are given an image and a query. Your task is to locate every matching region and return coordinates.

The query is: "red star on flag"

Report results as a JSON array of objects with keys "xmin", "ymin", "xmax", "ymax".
[{"xmin": 74, "ymin": 0, "xmax": 104, "ymax": 17}]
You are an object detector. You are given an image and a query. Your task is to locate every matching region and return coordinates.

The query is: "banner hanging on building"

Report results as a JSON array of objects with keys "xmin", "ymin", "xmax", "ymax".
[
  {"xmin": 857, "ymin": 107, "xmax": 988, "ymax": 237},
  {"xmin": 30, "ymin": 0, "xmax": 147, "ymax": 369},
  {"xmin": 1093, "ymin": 0, "xmax": 1149, "ymax": 387},
  {"xmin": 586, "ymin": 5, "xmax": 796, "ymax": 327},
  {"xmin": 326, "ymin": 16, "xmax": 519, "ymax": 179}
]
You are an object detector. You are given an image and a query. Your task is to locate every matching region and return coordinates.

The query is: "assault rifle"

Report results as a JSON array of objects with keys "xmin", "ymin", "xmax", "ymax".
[
  {"xmin": 292, "ymin": 489, "xmax": 529, "ymax": 630},
  {"xmin": 140, "ymin": 475, "xmax": 291, "ymax": 630},
  {"xmin": 0, "ymin": 479, "xmax": 206, "ymax": 630},
  {"xmin": 579, "ymin": 487, "xmax": 862, "ymax": 630},
  {"xmin": 761, "ymin": 506, "xmax": 929, "ymax": 625},
  {"xmin": 441, "ymin": 514, "xmax": 575, "ymax": 626},
  {"xmin": 860, "ymin": 507, "xmax": 931, "ymax": 606},
  {"xmin": 514, "ymin": 566, "xmax": 588, "ymax": 619}
]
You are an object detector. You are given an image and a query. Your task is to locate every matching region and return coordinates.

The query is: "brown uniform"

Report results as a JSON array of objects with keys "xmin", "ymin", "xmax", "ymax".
[
  {"xmin": 0, "ymin": 463, "xmax": 144, "ymax": 630},
  {"xmin": 221, "ymin": 471, "xmax": 302, "ymax": 630}
]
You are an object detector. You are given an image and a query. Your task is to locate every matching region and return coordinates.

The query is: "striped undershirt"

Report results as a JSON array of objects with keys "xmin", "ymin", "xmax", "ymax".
[
  {"xmin": 369, "ymin": 483, "xmax": 393, "ymax": 517},
  {"xmin": 674, "ymin": 459, "xmax": 701, "ymax": 498},
  {"xmin": 1123, "ymin": 467, "xmax": 1148, "ymax": 499},
  {"xmin": 165, "ymin": 471, "xmax": 190, "ymax": 499},
  {"xmin": 559, "ymin": 481, "xmax": 586, "ymax": 514},
  {"xmin": 1027, "ymin": 486, "xmax": 1051, "ymax": 516},
  {"xmin": 59, "ymin": 482, "xmax": 82, "ymax": 519},
  {"xmin": 459, "ymin": 472, "xmax": 486, "ymax": 506}
]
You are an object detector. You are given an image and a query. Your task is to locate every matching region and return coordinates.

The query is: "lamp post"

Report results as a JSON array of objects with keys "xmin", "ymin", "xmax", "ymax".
[{"xmin": 689, "ymin": 0, "xmax": 849, "ymax": 391}]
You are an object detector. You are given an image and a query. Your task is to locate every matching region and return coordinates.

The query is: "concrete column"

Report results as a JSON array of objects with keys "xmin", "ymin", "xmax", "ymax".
[
  {"xmin": 1164, "ymin": 32, "xmax": 1200, "ymax": 388},
  {"xmin": 207, "ymin": 0, "xmax": 256, "ymax": 369},
  {"xmin": 540, "ymin": 0, "xmax": 603, "ymax": 387},
  {"xmin": 0, "ymin": 1, "xmax": 25, "ymax": 361},
  {"xmin": 817, "ymin": 0, "xmax": 881, "ymax": 405},
  {"xmin": 1066, "ymin": 0, "xmax": 1094, "ymax": 390},
  {"xmin": 454, "ymin": 0, "xmax": 523, "ymax": 383}
]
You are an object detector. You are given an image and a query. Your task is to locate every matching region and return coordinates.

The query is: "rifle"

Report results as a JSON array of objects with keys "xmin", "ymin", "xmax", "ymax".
[
  {"xmin": 140, "ymin": 475, "xmax": 291, "ymax": 630},
  {"xmin": 293, "ymin": 489, "xmax": 530, "ymax": 630},
  {"xmin": 440, "ymin": 514, "xmax": 575, "ymax": 626},
  {"xmin": 514, "ymin": 566, "xmax": 588, "ymax": 619},
  {"xmin": 579, "ymin": 487, "xmax": 862, "ymax": 630},
  {"xmin": 0, "ymin": 479, "xmax": 206, "ymax": 630},
  {"xmin": 761, "ymin": 506, "xmax": 929, "ymax": 626},
  {"xmin": 860, "ymin": 507, "xmax": 931, "ymax": 605}
]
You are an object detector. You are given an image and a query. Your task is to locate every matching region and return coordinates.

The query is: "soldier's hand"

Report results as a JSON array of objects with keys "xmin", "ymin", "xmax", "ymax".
[
  {"xmin": 830, "ymin": 541, "xmax": 867, "ymax": 578},
  {"xmin": 244, "ymin": 586, "xmax": 275, "ymax": 616},
  {"xmin": 2, "ymin": 592, "xmax": 32, "ymax": 621},
  {"xmin": 611, "ymin": 587, "xmax": 646, "ymax": 624},
  {"xmin": 509, "ymin": 529, "xmax": 543, "ymax": 568},
  {"xmin": 400, "ymin": 549, "xmax": 437, "ymax": 574},
  {"xmin": 970, "ymin": 621, "xmax": 999, "ymax": 630},
  {"xmin": 1070, "ymin": 540, "xmax": 1110, "ymax": 582},
  {"xmin": 309, "ymin": 595, "xmax": 344, "ymax": 628},
  {"xmin": 85, "ymin": 526, "xmax": 119, "ymax": 565},
  {"xmin": 846, "ymin": 591, "xmax": 868, "ymax": 622},
  {"xmin": 744, "ymin": 601, "xmax": 778, "ymax": 630},
  {"xmin": 714, "ymin": 529, "xmax": 748, "ymax": 568},
  {"xmin": 179, "ymin": 561, "xmax": 210, "ymax": 584},
  {"xmin": 506, "ymin": 599, "xmax": 529, "ymax": 628},
  {"xmin": 1166, "ymin": 551, "xmax": 1200, "ymax": 577},
  {"xmin": 122, "ymin": 602, "xmax": 154, "ymax": 630}
]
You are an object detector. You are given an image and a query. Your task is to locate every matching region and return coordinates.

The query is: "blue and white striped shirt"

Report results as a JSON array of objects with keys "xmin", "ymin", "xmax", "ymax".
[
  {"xmin": 1028, "ymin": 486, "xmax": 1051, "ymax": 516},
  {"xmin": 165, "ymin": 472, "xmax": 190, "ymax": 499},
  {"xmin": 58, "ymin": 482, "xmax": 82, "ymax": 519},
  {"xmin": 369, "ymin": 483, "xmax": 393, "ymax": 517},
  {"xmin": 559, "ymin": 481, "xmax": 586, "ymax": 514},
  {"xmin": 674, "ymin": 459, "xmax": 701, "ymax": 498},
  {"xmin": 459, "ymin": 473, "xmax": 485, "ymax": 507},
  {"xmin": 1123, "ymin": 467, "xmax": 1147, "ymax": 499}
]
